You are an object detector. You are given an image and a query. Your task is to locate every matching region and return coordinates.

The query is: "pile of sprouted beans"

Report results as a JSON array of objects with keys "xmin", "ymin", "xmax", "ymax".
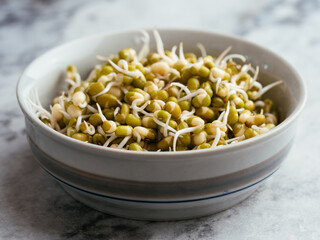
[{"xmin": 28, "ymin": 29, "xmax": 282, "ymax": 152}]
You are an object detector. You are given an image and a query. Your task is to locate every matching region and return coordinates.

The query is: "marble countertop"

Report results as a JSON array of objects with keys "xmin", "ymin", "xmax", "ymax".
[{"xmin": 1, "ymin": 0, "xmax": 320, "ymax": 239}]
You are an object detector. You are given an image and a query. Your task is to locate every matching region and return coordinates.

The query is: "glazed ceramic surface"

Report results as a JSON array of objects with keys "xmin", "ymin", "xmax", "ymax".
[{"xmin": 17, "ymin": 29, "xmax": 306, "ymax": 220}]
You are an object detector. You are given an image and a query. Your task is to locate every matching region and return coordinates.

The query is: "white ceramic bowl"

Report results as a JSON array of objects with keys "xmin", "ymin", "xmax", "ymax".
[{"xmin": 17, "ymin": 29, "xmax": 306, "ymax": 220}]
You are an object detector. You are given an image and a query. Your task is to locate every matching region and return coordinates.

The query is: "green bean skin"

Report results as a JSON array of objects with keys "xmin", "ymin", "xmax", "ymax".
[{"xmin": 39, "ymin": 33, "xmax": 280, "ymax": 152}]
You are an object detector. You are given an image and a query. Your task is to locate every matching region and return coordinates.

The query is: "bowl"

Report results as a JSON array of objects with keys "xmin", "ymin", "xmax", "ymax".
[{"xmin": 16, "ymin": 29, "xmax": 306, "ymax": 221}]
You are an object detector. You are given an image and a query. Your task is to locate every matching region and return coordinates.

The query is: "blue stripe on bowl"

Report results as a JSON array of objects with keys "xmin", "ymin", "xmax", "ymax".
[
  {"xmin": 42, "ymin": 166, "xmax": 279, "ymax": 204},
  {"xmin": 29, "ymin": 135, "xmax": 292, "ymax": 200}
]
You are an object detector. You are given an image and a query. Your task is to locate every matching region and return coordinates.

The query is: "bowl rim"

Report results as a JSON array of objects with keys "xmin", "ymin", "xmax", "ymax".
[{"xmin": 16, "ymin": 28, "xmax": 307, "ymax": 157}]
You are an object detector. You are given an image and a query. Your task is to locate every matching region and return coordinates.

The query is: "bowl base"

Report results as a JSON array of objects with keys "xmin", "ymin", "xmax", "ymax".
[{"xmin": 60, "ymin": 183, "xmax": 260, "ymax": 221}]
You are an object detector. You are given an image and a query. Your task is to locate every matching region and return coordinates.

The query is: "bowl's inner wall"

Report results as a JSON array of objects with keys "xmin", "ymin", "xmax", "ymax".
[{"xmin": 20, "ymin": 30, "xmax": 300, "ymax": 124}]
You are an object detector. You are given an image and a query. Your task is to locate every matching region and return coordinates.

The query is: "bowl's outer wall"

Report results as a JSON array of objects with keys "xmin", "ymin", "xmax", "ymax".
[
  {"xmin": 28, "ymin": 130, "xmax": 292, "ymax": 200},
  {"xmin": 18, "ymin": 29, "xmax": 305, "ymax": 183},
  {"xmin": 59, "ymin": 182, "xmax": 261, "ymax": 220},
  {"xmin": 25, "ymin": 116, "xmax": 297, "ymax": 182}
]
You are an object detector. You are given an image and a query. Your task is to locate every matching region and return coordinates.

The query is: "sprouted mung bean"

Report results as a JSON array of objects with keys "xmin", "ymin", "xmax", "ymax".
[{"xmin": 28, "ymin": 29, "xmax": 282, "ymax": 152}]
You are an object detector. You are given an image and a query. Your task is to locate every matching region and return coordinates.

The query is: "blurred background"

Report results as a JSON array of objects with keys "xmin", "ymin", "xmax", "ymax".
[
  {"xmin": 1, "ymin": 0, "xmax": 319, "ymax": 114},
  {"xmin": 1, "ymin": 0, "xmax": 320, "ymax": 239}
]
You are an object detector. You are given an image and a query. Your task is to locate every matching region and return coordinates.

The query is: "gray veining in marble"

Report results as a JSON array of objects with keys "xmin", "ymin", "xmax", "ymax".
[{"xmin": 1, "ymin": 0, "xmax": 320, "ymax": 239}]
